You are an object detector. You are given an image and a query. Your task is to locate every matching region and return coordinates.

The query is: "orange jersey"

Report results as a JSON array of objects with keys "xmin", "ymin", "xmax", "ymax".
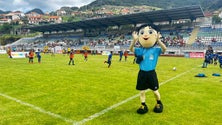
[
  {"xmin": 84, "ymin": 52, "xmax": 88, "ymax": 57},
  {"xmin": 124, "ymin": 51, "xmax": 128, "ymax": 56},
  {"xmin": 29, "ymin": 52, "xmax": 34, "ymax": 58},
  {"xmin": 7, "ymin": 49, "xmax": 11, "ymax": 54},
  {"xmin": 70, "ymin": 52, "xmax": 74, "ymax": 58}
]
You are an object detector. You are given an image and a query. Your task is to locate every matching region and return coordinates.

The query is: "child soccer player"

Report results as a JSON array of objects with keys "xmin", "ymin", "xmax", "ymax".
[
  {"xmin": 36, "ymin": 49, "xmax": 41, "ymax": 63},
  {"xmin": 213, "ymin": 52, "xmax": 218, "ymax": 66},
  {"xmin": 218, "ymin": 53, "xmax": 222, "ymax": 68},
  {"xmin": 202, "ymin": 53, "xmax": 211, "ymax": 68},
  {"xmin": 104, "ymin": 51, "xmax": 113, "ymax": 68},
  {"xmin": 68, "ymin": 49, "xmax": 75, "ymax": 65},
  {"xmin": 124, "ymin": 50, "xmax": 128, "ymax": 61},
  {"xmin": 83, "ymin": 50, "xmax": 88, "ymax": 61},
  {"xmin": 119, "ymin": 50, "xmax": 123, "ymax": 62},
  {"xmin": 7, "ymin": 47, "xmax": 12, "ymax": 58},
  {"xmin": 28, "ymin": 49, "xmax": 34, "ymax": 63}
]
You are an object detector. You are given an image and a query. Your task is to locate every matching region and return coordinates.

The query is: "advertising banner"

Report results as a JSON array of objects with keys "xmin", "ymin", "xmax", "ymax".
[
  {"xmin": 95, "ymin": 46, "xmax": 105, "ymax": 50},
  {"xmin": 0, "ymin": 50, "xmax": 7, "ymax": 54},
  {"xmin": 189, "ymin": 52, "xmax": 204, "ymax": 58},
  {"xmin": 11, "ymin": 52, "xmax": 29, "ymax": 58},
  {"xmin": 102, "ymin": 50, "xmax": 110, "ymax": 55}
]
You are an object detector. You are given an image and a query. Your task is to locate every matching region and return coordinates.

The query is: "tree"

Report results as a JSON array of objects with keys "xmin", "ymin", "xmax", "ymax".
[
  {"xmin": 20, "ymin": 16, "xmax": 29, "ymax": 25},
  {"xmin": 212, "ymin": 15, "xmax": 221, "ymax": 24},
  {"xmin": 0, "ymin": 35, "xmax": 21, "ymax": 45},
  {"xmin": 0, "ymin": 23, "xmax": 13, "ymax": 34}
]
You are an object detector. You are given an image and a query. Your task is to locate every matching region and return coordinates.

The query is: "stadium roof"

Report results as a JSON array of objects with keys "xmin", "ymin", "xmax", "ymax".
[{"xmin": 27, "ymin": 5, "xmax": 204, "ymax": 33}]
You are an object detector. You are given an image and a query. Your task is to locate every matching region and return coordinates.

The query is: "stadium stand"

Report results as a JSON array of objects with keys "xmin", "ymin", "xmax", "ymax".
[
  {"xmin": 10, "ymin": 5, "xmax": 222, "ymax": 56},
  {"xmin": 25, "ymin": 5, "xmax": 204, "ymax": 33},
  {"xmin": 192, "ymin": 26, "xmax": 222, "ymax": 50}
]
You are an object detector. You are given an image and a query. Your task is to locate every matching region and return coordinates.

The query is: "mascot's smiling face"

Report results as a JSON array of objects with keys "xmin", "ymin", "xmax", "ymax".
[{"xmin": 138, "ymin": 26, "xmax": 158, "ymax": 48}]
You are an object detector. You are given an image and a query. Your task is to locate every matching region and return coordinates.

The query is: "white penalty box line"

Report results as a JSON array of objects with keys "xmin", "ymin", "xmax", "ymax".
[{"xmin": 0, "ymin": 68, "xmax": 195, "ymax": 125}]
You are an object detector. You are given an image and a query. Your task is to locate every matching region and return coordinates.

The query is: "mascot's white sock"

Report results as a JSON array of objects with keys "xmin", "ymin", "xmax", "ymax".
[
  {"xmin": 140, "ymin": 90, "xmax": 146, "ymax": 103},
  {"xmin": 153, "ymin": 90, "xmax": 161, "ymax": 101}
]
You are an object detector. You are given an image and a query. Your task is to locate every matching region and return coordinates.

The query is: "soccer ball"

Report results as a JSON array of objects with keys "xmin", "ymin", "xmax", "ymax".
[{"xmin": 173, "ymin": 67, "xmax": 176, "ymax": 71}]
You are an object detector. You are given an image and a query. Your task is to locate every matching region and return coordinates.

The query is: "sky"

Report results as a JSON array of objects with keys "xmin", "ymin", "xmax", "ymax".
[{"xmin": 0, "ymin": 0, "xmax": 96, "ymax": 13}]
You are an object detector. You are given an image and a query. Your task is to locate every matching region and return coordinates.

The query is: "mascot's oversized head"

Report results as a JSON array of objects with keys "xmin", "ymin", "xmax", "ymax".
[{"xmin": 137, "ymin": 26, "xmax": 159, "ymax": 48}]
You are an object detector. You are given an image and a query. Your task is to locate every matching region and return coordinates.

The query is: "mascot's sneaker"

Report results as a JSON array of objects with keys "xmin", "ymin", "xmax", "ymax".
[
  {"xmin": 153, "ymin": 103, "xmax": 163, "ymax": 113},
  {"xmin": 137, "ymin": 104, "xmax": 148, "ymax": 114}
]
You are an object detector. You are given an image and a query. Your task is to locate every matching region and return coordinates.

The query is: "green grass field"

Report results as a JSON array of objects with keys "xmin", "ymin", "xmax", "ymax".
[{"xmin": 0, "ymin": 53, "xmax": 222, "ymax": 125}]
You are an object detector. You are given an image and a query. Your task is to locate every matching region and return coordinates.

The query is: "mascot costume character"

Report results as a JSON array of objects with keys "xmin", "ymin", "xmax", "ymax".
[{"xmin": 129, "ymin": 25, "xmax": 167, "ymax": 114}]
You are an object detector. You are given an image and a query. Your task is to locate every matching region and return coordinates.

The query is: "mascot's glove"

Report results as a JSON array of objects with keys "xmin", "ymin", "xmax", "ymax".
[
  {"xmin": 132, "ymin": 31, "xmax": 139, "ymax": 42},
  {"xmin": 156, "ymin": 32, "xmax": 163, "ymax": 44},
  {"xmin": 135, "ymin": 55, "xmax": 143, "ymax": 64}
]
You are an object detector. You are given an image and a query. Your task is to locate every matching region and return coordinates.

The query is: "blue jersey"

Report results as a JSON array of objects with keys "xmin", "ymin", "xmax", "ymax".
[
  {"xmin": 119, "ymin": 51, "xmax": 123, "ymax": 57},
  {"xmin": 209, "ymin": 53, "xmax": 214, "ymax": 59},
  {"xmin": 108, "ymin": 53, "xmax": 112, "ymax": 62},
  {"xmin": 134, "ymin": 47, "xmax": 162, "ymax": 71},
  {"xmin": 36, "ymin": 51, "xmax": 41, "ymax": 58},
  {"xmin": 213, "ymin": 53, "xmax": 218, "ymax": 60},
  {"xmin": 205, "ymin": 54, "xmax": 211, "ymax": 62}
]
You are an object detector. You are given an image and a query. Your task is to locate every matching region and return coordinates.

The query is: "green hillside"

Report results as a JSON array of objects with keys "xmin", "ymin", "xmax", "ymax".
[{"xmin": 82, "ymin": 0, "xmax": 221, "ymax": 11}]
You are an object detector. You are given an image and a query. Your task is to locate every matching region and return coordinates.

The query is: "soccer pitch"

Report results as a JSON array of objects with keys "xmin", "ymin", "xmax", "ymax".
[{"xmin": 0, "ymin": 54, "xmax": 222, "ymax": 125}]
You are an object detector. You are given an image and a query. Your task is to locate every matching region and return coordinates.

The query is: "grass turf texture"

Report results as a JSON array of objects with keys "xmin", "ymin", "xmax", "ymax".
[{"xmin": 0, "ymin": 54, "xmax": 222, "ymax": 125}]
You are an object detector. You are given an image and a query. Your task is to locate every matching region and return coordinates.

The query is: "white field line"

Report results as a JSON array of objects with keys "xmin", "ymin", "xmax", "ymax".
[
  {"xmin": 0, "ymin": 93, "xmax": 76, "ymax": 124},
  {"xmin": 75, "ymin": 68, "xmax": 196, "ymax": 125}
]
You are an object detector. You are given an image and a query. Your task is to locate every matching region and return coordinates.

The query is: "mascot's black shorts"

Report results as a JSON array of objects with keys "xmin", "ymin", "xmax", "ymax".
[{"xmin": 136, "ymin": 70, "xmax": 159, "ymax": 91}]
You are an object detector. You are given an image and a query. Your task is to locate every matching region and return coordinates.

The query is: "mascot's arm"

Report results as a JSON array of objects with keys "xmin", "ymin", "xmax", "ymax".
[
  {"xmin": 129, "ymin": 31, "xmax": 138, "ymax": 52},
  {"xmin": 157, "ymin": 32, "xmax": 167, "ymax": 53},
  {"xmin": 157, "ymin": 40, "xmax": 166, "ymax": 53}
]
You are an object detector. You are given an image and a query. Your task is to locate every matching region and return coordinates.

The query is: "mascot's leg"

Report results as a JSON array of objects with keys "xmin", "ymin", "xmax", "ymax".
[
  {"xmin": 137, "ymin": 90, "xmax": 148, "ymax": 114},
  {"xmin": 153, "ymin": 90, "xmax": 163, "ymax": 113}
]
